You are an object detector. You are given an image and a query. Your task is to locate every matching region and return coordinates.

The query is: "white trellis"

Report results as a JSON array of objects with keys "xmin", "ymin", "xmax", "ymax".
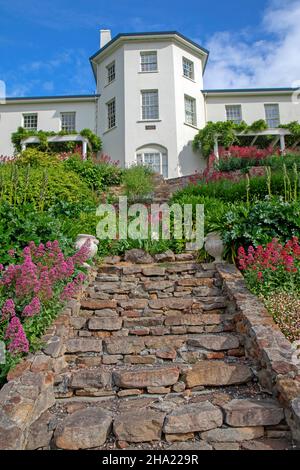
[
  {"xmin": 20, "ymin": 134, "xmax": 91, "ymax": 160},
  {"xmin": 213, "ymin": 128, "xmax": 292, "ymax": 161}
]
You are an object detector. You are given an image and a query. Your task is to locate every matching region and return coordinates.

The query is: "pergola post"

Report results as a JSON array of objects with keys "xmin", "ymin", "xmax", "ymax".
[
  {"xmin": 214, "ymin": 136, "xmax": 219, "ymax": 160},
  {"xmin": 21, "ymin": 142, "xmax": 26, "ymax": 152},
  {"xmin": 280, "ymin": 134, "xmax": 286, "ymax": 155},
  {"xmin": 82, "ymin": 140, "xmax": 88, "ymax": 160}
]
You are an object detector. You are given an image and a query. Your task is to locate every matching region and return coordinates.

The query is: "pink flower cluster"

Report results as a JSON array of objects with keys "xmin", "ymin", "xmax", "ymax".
[
  {"xmin": 0, "ymin": 239, "xmax": 90, "ymax": 355},
  {"xmin": 5, "ymin": 316, "xmax": 29, "ymax": 354},
  {"xmin": 220, "ymin": 145, "xmax": 275, "ymax": 161},
  {"xmin": 238, "ymin": 237, "xmax": 300, "ymax": 281}
]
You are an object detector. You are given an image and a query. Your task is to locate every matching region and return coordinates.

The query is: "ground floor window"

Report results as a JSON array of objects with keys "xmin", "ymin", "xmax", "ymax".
[{"xmin": 136, "ymin": 146, "xmax": 168, "ymax": 178}]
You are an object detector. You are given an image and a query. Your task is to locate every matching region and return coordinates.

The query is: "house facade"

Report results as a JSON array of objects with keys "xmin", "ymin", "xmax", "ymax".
[{"xmin": 1, "ymin": 30, "xmax": 300, "ymax": 178}]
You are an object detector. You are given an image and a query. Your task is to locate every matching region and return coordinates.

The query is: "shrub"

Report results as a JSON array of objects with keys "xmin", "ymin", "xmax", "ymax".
[
  {"xmin": 122, "ymin": 164, "xmax": 155, "ymax": 201},
  {"xmin": 173, "ymin": 171, "xmax": 299, "ymax": 203},
  {"xmin": 15, "ymin": 148, "xmax": 61, "ymax": 168},
  {"xmin": 0, "ymin": 203, "xmax": 73, "ymax": 265},
  {"xmin": 0, "ymin": 162, "xmax": 95, "ymax": 210},
  {"xmin": 220, "ymin": 199, "xmax": 300, "ymax": 255}
]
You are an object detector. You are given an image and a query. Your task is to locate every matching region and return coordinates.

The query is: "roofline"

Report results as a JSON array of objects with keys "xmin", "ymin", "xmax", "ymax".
[
  {"xmin": 89, "ymin": 31, "xmax": 209, "ymax": 81},
  {"xmin": 203, "ymin": 87, "xmax": 297, "ymax": 95},
  {"xmin": 4, "ymin": 94, "xmax": 100, "ymax": 103}
]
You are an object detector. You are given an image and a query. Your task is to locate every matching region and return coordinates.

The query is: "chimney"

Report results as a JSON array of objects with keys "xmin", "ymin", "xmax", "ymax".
[{"xmin": 100, "ymin": 29, "xmax": 111, "ymax": 48}]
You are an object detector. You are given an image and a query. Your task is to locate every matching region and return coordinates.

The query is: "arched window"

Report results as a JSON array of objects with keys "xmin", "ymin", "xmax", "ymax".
[{"xmin": 136, "ymin": 144, "xmax": 168, "ymax": 178}]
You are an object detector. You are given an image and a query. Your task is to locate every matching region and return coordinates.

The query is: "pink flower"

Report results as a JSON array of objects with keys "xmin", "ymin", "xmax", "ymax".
[
  {"xmin": 1, "ymin": 299, "xmax": 16, "ymax": 321},
  {"xmin": 22, "ymin": 297, "xmax": 41, "ymax": 317},
  {"xmin": 5, "ymin": 316, "xmax": 29, "ymax": 354}
]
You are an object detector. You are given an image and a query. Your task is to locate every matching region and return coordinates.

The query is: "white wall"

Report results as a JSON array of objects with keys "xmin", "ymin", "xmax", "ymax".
[
  {"xmin": 205, "ymin": 93, "xmax": 300, "ymax": 125},
  {"xmin": 0, "ymin": 100, "xmax": 96, "ymax": 156},
  {"xmin": 172, "ymin": 43, "xmax": 206, "ymax": 176},
  {"xmin": 97, "ymin": 46, "xmax": 126, "ymax": 167}
]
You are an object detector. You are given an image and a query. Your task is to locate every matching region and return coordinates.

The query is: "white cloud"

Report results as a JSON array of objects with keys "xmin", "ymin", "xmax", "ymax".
[{"xmin": 204, "ymin": 0, "xmax": 300, "ymax": 89}]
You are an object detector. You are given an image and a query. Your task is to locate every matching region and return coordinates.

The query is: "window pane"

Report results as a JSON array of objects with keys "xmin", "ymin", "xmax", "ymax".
[
  {"xmin": 107, "ymin": 62, "xmax": 115, "ymax": 83},
  {"xmin": 23, "ymin": 113, "xmax": 38, "ymax": 130},
  {"xmin": 141, "ymin": 91, "xmax": 159, "ymax": 120},
  {"xmin": 61, "ymin": 112, "xmax": 76, "ymax": 132},
  {"xmin": 183, "ymin": 58, "xmax": 194, "ymax": 80},
  {"xmin": 144, "ymin": 152, "xmax": 160, "ymax": 173},
  {"xmin": 107, "ymin": 99, "xmax": 116, "ymax": 129},
  {"xmin": 141, "ymin": 52, "xmax": 157, "ymax": 72},
  {"xmin": 136, "ymin": 150, "xmax": 168, "ymax": 178},
  {"xmin": 265, "ymin": 104, "xmax": 280, "ymax": 128},
  {"xmin": 185, "ymin": 96, "xmax": 197, "ymax": 126},
  {"xmin": 226, "ymin": 105, "xmax": 242, "ymax": 124}
]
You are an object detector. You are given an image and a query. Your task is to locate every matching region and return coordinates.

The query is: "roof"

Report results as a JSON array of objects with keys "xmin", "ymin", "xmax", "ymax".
[
  {"xmin": 203, "ymin": 87, "xmax": 297, "ymax": 95},
  {"xmin": 3, "ymin": 94, "xmax": 99, "ymax": 103},
  {"xmin": 89, "ymin": 31, "xmax": 209, "ymax": 80}
]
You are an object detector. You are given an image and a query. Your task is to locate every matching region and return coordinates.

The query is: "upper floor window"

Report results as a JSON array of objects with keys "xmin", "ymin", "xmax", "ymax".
[
  {"xmin": 23, "ymin": 113, "xmax": 38, "ymax": 130},
  {"xmin": 61, "ymin": 112, "xmax": 76, "ymax": 132},
  {"xmin": 140, "ymin": 51, "xmax": 157, "ymax": 72},
  {"xmin": 226, "ymin": 105, "xmax": 242, "ymax": 124},
  {"xmin": 107, "ymin": 98, "xmax": 116, "ymax": 129},
  {"xmin": 184, "ymin": 95, "xmax": 197, "ymax": 127},
  {"xmin": 182, "ymin": 57, "xmax": 194, "ymax": 80},
  {"xmin": 141, "ymin": 90, "xmax": 159, "ymax": 120},
  {"xmin": 107, "ymin": 61, "xmax": 115, "ymax": 84},
  {"xmin": 265, "ymin": 104, "xmax": 280, "ymax": 128}
]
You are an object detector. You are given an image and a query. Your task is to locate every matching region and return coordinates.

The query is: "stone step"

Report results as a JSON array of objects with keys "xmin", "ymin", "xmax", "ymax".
[{"xmin": 50, "ymin": 393, "xmax": 287, "ymax": 450}]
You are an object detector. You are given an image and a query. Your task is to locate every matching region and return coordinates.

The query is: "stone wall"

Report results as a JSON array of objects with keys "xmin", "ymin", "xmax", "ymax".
[
  {"xmin": 216, "ymin": 263, "xmax": 300, "ymax": 444},
  {"xmin": 0, "ymin": 269, "xmax": 96, "ymax": 450}
]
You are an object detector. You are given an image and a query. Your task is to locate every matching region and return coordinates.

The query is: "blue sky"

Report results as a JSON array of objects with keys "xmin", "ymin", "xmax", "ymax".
[{"xmin": 1, "ymin": 0, "xmax": 300, "ymax": 96}]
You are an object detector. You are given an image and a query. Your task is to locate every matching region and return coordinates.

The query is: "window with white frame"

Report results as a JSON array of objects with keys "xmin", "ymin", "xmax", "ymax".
[
  {"xmin": 107, "ymin": 98, "xmax": 116, "ymax": 129},
  {"xmin": 23, "ymin": 113, "xmax": 38, "ymax": 130},
  {"xmin": 140, "ymin": 51, "xmax": 157, "ymax": 72},
  {"xmin": 265, "ymin": 104, "xmax": 280, "ymax": 128},
  {"xmin": 136, "ymin": 148, "xmax": 168, "ymax": 178},
  {"xmin": 182, "ymin": 57, "xmax": 194, "ymax": 80},
  {"xmin": 106, "ymin": 61, "xmax": 115, "ymax": 84},
  {"xmin": 184, "ymin": 95, "xmax": 197, "ymax": 126},
  {"xmin": 141, "ymin": 90, "xmax": 159, "ymax": 120},
  {"xmin": 61, "ymin": 112, "xmax": 76, "ymax": 132},
  {"xmin": 226, "ymin": 105, "xmax": 242, "ymax": 124}
]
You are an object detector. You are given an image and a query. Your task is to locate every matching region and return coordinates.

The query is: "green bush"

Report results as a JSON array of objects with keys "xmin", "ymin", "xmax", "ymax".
[
  {"xmin": 0, "ymin": 203, "xmax": 73, "ymax": 264},
  {"xmin": 15, "ymin": 148, "xmax": 61, "ymax": 168},
  {"xmin": 220, "ymin": 198, "xmax": 300, "ymax": 257},
  {"xmin": 0, "ymin": 162, "xmax": 95, "ymax": 210},
  {"xmin": 173, "ymin": 172, "xmax": 299, "ymax": 203},
  {"xmin": 122, "ymin": 164, "xmax": 155, "ymax": 201}
]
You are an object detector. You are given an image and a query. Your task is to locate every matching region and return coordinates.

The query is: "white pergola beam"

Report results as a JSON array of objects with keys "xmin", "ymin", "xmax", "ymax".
[{"xmin": 20, "ymin": 134, "xmax": 91, "ymax": 160}]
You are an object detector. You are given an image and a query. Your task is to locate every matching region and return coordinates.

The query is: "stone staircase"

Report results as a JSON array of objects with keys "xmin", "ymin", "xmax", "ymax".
[{"xmin": 46, "ymin": 251, "xmax": 294, "ymax": 450}]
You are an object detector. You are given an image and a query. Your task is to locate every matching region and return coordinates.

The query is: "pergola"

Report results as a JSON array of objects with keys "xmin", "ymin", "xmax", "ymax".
[
  {"xmin": 20, "ymin": 134, "xmax": 91, "ymax": 159},
  {"xmin": 213, "ymin": 128, "xmax": 296, "ymax": 160}
]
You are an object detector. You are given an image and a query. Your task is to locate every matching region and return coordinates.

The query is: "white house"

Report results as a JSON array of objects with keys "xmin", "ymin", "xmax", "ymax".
[{"xmin": 0, "ymin": 30, "xmax": 300, "ymax": 178}]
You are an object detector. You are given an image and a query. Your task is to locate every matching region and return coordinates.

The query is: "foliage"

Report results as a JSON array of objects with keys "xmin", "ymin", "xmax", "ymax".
[
  {"xmin": 63, "ymin": 154, "xmax": 122, "ymax": 191},
  {"xmin": 122, "ymin": 164, "xmax": 155, "ymax": 201},
  {"xmin": 220, "ymin": 199, "xmax": 300, "ymax": 257},
  {"xmin": 193, "ymin": 119, "xmax": 300, "ymax": 158},
  {"xmin": 238, "ymin": 237, "xmax": 300, "ymax": 295},
  {"xmin": 263, "ymin": 292, "xmax": 300, "ymax": 343},
  {"xmin": 0, "ymin": 161, "xmax": 95, "ymax": 210},
  {"xmin": 15, "ymin": 148, "xmax": 61, "ymax": 168},
  {"xmin": 11, "ymin": 126, "xmax": 102, "ymax": 154},
  {"xmin": 0, "ymin": 240, "xmax": 90, "ymax": 382},
  {"xmin": 80, "ymin": 128, "xmax": 102, "ymax": 152},
  {"xmin": 0, "ymin": 203, "xmax": 73, "ymax": 265}
]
